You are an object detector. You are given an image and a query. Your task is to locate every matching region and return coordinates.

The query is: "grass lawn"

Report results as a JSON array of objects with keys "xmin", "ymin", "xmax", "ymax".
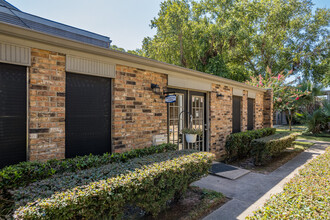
[
  {"xmin": 276, "ymin": 125, "xmax": 330, "ymax": 142},
  {"xmin": 247, "ymin": 146, "xmax": 330, "ymax": 219}
]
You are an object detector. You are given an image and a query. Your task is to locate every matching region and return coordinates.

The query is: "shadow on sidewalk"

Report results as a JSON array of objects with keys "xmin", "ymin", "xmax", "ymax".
[{"xmin": 192, "ymin": 143, "xmax": 329, "ymax": 220}]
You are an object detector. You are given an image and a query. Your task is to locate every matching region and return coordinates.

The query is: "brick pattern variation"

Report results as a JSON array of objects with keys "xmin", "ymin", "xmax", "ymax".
[
  {"xmin": 112, "ymin": 65, "xmax": 168, "ymax": 153},
  {"xmin": 28, "ymin": 49, "xmax": 65, "ymax": 161}
]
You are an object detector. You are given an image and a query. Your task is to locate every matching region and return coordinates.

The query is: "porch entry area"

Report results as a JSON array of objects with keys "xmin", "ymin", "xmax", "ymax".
[{"xmin": 167, "ymin": 88, "xmax": 207, "ymax": 151}]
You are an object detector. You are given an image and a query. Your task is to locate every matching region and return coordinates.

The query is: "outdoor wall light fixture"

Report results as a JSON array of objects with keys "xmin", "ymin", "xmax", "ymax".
[
  {"xmin": 151, "ymin": 83, "xmax": 161, "ymax": 94},
  {"xmin": 151, "ymin": 84, "xmax": 177, "ymax": 99},
  {"xmin": 217, "ymin": 93, "xmax": 224, "ymax": 98}
]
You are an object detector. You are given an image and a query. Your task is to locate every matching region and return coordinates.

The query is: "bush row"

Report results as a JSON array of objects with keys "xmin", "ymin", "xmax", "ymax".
[
  {"xmin": 14, "ymin": 151, "xmax": 215, "ymax": 219},
  {"xmin": 247, "ymin": 147, "xmax": 330, "ymax": 219},
  {"xmin": 251, "ymin": 132, "xmax": 298, "ymax": 165},
  {"xmin": 225, "ymin": 128, "xmax": 276, "ymax": 161},
  {"xmin": 12, "ymin": 150, "xmax": 196, "ymax": 207},
  {"xmin": 0, "ymin": 143, "xmax": 177, "ymax": 192}
]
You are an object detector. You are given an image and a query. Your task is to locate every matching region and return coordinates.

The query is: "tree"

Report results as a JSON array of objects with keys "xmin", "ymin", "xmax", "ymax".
[
  {"xmin": 246, "ymin": 68, "xmax": 309, "ymax": 130},
  {"xmin": 110, "ymin": 44, "xmax": 143, "ymax": 56},
  {"xmin": 297, "ymin": 100, "xmax": 330, "ymax": 134},
  {"xmin": 140, "ymin": 0, "xmax": 330, "ymax": 83},
  {"xmin": 296, "ymin": 80, "xmax": 324, "ymax": 114}
]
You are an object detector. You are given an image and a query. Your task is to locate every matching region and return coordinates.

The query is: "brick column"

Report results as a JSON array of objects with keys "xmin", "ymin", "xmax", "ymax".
[
  {"xmin": 255, "ymin": 93, "xmax": 264, "ymax": 129},
  {"xmin": 209, "ymin": 84, "xmax": 232, "ymax": 158},
  {"xmin": 263, "ymin": 89, "xmax": 273, "ymax": 128},
  {"xmin": 29, "ymin": 48, "xmax": 66, "ymax": 161},
  {"xmin": 241, "ymin": 90, "xmax": 248, "ymax": 131}
]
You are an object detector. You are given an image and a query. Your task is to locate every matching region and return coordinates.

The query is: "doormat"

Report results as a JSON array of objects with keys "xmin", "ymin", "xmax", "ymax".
[{"xmin": 209, "ymin": 162, "xmax": 250, "ymax": 180}]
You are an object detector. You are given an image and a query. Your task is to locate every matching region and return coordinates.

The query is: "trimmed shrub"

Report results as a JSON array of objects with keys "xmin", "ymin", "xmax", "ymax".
[
  {"xmin": 13, "ymin": 151, "xmax": 214, "ymax": 219},
  {"xmin": 251, "ymin": 133, "xmax": 298, "ymax": 165},
  {"xmin": 225, "ymin": 128, "xmax": 276, "ymax": 161},
  {"xmin": 0, "ymin": 143, "xmax": 177, "ymax": 192},
  {"xmin": 247, "ymin": 147, "xmax": 330, "ymax": 219},
  {"xmin": 11, "ymin": 150, "xmax": 194, "ymax": 206}
]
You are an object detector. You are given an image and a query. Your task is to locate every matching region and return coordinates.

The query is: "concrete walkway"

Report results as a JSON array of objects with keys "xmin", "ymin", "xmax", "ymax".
[{"xmin": 193, "ymin": 140, "xmax": 329, "ymax": 220}]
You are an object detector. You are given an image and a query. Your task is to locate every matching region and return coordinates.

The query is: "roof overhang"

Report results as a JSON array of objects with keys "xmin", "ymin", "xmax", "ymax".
[{"xmin": 0, "ymin": 21, "xmax": 267, "ymax": 92}]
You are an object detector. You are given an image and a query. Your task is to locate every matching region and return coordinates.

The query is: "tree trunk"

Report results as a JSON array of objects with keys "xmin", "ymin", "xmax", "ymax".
[
  {"xmin": 289, "ymin": 111, "xmax": 293, "ymax": 131},
  {"xmin": 286, "ymin": 110, "xmax": 293, "ymax": 131},
  {"xmin": 289, "ymin": 118, "xmax": 292, "ymax": 131}
]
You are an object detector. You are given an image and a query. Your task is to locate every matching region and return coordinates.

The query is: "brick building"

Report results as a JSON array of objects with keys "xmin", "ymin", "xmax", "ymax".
[{"xmin": 0, "ymin": 0, "xmax": 272, "ymax": 168}]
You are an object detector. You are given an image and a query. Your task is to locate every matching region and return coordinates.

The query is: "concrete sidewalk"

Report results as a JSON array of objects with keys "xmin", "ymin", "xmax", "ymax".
[{"xmin": 193, "ymin": 140, "xmax": 329, "ymax": 220}]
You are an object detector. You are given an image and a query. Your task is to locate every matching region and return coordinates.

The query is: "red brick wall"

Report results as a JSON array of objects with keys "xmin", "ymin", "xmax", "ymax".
[
  {"xmin": 112, "ymin": 65, "xmax": 168, "ymax": 153},
  {"xmin": 28, "ymin": 48, "xmax": 65, "ymax": 161},
  {"xmin": 209, "ymin": 84, "xmax": 233, "ymax": 158},
  {"xmin": 241, "ymin": 90, "xmax": 248, "ymax": 131},
  {"xmin": 263, "ymin": 89, "xmax": 273, "ymax": 128},
  {"xmin": 255, "ymin": 92, "xmax": 264, "ymax": 129},
  {"xmin": 209, "ymin": 84, "xmax": 268, "ymax": 158},
  {"xmin": 24, "ymin": 48, "xmax": 272, "ymax": 162}
]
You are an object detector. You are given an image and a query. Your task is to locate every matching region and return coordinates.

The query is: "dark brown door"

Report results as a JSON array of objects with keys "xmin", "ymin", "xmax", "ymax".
[
  {"xmin": 232, "ymin": 96, "xmax": 241, "ymax": 133},
  {"xmin": 0, "ymin": 63, "xmax": 26, "ymax": 168},
  {"xmin": 65, "ymin": 73, "xmax": 111, "ymax": 158},
  {"xmin": 247, "ymin": 98, "xmax": 254, "ymax": 130}
]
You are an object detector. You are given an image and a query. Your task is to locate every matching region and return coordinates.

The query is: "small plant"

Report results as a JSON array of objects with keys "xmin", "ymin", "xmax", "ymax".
[
  {"xmin": 182, "ymin": 128, "xmax": 203, "ymax": 136},
  {"xmin": 182, "ymin": 128, "xmax": 203, "ymax": 143}
]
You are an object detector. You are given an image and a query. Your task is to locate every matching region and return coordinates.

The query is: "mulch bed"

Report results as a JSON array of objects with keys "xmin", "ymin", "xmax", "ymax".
[
  {"xmin": 124, "ymin": 186, "xmax": 228, "ymax": 220},
  {"xmin": 230, "ymin": 147, "xmax": 304, "ymax": 174}
]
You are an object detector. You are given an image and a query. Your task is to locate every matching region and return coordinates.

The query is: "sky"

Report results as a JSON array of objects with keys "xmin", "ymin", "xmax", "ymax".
[{"xmin": 7, "ymin": 0, "xmax": 329, "ymax": 51}]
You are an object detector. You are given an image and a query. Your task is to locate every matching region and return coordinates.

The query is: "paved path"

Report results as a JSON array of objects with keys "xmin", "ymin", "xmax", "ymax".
[{"xmin": 193, "ymin": 140, "xmax": 329, "ymax": 220}]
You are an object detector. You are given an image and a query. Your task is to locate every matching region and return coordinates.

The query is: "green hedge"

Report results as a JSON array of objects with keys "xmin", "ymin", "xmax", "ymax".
[
  {"xmin": 13, "ymin": 151, "xmax": 214, "ymax": 219},
  {"xmin": 11, "ymin": 150, "xmax": 193, "ymax": 207},
  {"xmin": 251, "ymin": 133, "xmax": 298, "ymax": 165},
  {"xmin": 0, "ymin": 143, "xmax": 177, "ymax": 192},
  {"xmin": 225, "ymin": 128, "xmax": 276, "ymax": 161},
  {"xmin": 247, "ymin": 147, "xmax": 330, "ymax": 219}
]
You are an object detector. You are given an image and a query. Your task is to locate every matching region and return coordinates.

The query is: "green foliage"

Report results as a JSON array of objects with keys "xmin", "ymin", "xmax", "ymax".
[
  {"xmin": 225, "ymin": 128, "xmax": 276, "ymax": 161},
  {"xmin": 246, "ymin": 68, "xmax": 310, "ymax": 131},
  {"xmin": 247, "ymin": 147, "xmax": 330, "ymax": 219},
  {"xmin": 110, "ymin": 44, "xmax": 143, "ymax": 56},
  {"xmin": 0, "ymin": 143, "xmax": 177, "ymax": 192},
  {"xmin": 140, "ymin": 0, "xmax": 330, "ymax": 84},
  {"xmin": 297, "ymin": 100, "xmax": 330, "ymax": 134},
  {"xmin": 247, "ymin": 68, "xmax": 309, "ymax": 112},
  {"xmin": 251, "ymin": 133, "xmax": 298, "ymax": 165},
  {"xmin": 296, "ymin": 81, "xmax": 324, "ymax": 110},
  {"xmin": 13, "ymin": 151, "xmax": 214, "ymax": 219}
]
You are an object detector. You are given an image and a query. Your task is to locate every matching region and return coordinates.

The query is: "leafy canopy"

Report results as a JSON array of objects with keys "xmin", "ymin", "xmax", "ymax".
[
  {"xmin": 246, "ymin": 67, "xmax": 309, "ymax": 112},
  {"xmin": 137, "ymin": 0, "xmax": 330, "ymax": 84}
]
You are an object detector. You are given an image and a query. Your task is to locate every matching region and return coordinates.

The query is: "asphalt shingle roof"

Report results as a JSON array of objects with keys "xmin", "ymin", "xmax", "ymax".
[{"xmin": 0, "ymin": 0, "xmax": 111, "ymax": 48}]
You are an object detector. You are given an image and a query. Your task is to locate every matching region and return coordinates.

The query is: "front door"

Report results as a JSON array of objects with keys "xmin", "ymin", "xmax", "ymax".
[
  {"xmin": 189, "ymin": 91, "xmax": 206, "ymax": 151},
  {"xmin": 232, "ymin": 96, "xmax": 241, "ymax": 133},
  {"xmin": 247, "ymin": 98, "xmax": 254, "ymax": 130},
  {"xmin": 167, "ymin": 89, "xmax": 207, "ymax": 151}
]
